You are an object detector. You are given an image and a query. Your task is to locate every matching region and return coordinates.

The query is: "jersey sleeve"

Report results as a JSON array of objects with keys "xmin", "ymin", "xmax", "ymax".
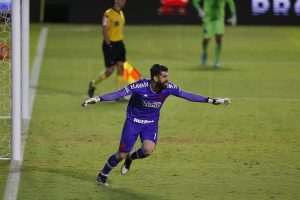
[
  {"xmin": 123, "ymin": 79, "xmax": 148, "ymax": 94},
  {"xmin": 167, "ymin": 82, "xmax": 182, "ymax": 96},
  {"xmin": 176, "ymin": 90, "xmax": 208, "ymax": 102},
  {"xmin": 102, "ymin": 10, "xmax": 110, "ymax": 27},
  {"xmin": 192, "ymin": 0, "xmax": 202, "ymax": 10},
  {"xmin": 99, "ymin": 87, "xmax": 131, "ymax": 101},
  {"xmin": 226, "ymin": 0, "xmax": 236, "ymax": 14},
  {"xmin": 168, "ymin": 83, "xmax": 208, "ymax": 102}
]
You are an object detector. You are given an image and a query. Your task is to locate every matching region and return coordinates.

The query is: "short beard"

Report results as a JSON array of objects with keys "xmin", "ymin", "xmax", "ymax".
[{"xmin": 157, "ymin": 82, "xmax": 168, "ymax": 90}]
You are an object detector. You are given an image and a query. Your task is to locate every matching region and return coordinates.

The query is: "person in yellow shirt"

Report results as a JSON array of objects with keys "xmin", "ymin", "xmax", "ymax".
[{"xmin": 88, "ymin": 0, "xmax": 127, "ymax": 98}]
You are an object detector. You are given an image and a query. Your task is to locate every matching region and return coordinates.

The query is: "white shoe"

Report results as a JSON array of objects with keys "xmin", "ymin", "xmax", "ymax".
[
  {"xmin": 214, "ymin": 62, "xmax": 221, "ymax": 69},
  {"xmin": 121, "ymin": 155, "xmax": 132, "ymax": 175}
]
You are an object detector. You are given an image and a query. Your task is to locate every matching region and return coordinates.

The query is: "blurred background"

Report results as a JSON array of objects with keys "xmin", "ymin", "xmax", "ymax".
[{"xmin": 30, "ymin": 0, "xmax": 300, "ymax": 25}]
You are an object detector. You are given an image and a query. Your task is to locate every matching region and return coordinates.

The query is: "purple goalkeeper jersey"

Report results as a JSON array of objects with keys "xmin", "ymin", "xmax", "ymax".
[{"xmin": 99, "ymin": 78, "xmax": 209, "ymax": 122}]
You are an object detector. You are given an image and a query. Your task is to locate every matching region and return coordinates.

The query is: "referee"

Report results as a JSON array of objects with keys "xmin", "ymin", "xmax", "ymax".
[{"xmin": 88, "ymin": 0, "xmax": 127, "ymax": 98}]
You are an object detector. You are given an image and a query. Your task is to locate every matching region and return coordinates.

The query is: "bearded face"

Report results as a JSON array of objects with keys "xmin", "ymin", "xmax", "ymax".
[
  {"xmin": 154, "ymin": 71, "xmax": 169, "ymax": 90},
  {"xmin": 156, "ymin": 81, "xmax": 168, "ymax": 90}
]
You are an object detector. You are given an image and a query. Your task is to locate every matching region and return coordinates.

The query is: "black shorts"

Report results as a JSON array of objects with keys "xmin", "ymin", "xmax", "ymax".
[{"xmin": 102, "ymin": 40, "xmax": 126, "ymax": 67}]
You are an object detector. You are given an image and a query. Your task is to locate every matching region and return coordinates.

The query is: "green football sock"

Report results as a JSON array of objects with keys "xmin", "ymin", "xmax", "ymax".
[
  {"xmin": 202, "ymin": 40, "xmax": 209, "ymax": 56},
  {"xmin": 215, "ymin": 42, "xmax": 221, "ymax": 63}
]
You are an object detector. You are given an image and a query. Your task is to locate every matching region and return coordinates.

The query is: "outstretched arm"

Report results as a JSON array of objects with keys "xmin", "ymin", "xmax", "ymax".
[
  {"xmin": 99, "ymin": 88, "xmax": 129, "ymax": 101},
  {"xmin": 176, "ymin": 90, "xmax": 208, "ymax": 102},
  {"xmin": 226, "ymin": 0, "xmax": 237, "ymax": 26},
  {"xmin": 81, "ymin": 88, "xmax": 130, "ymax": 107},
  {"xmin": 174, "ymin": 90, "xmax": 230, "ymax": 105},
  {"xmin": 192, "ymin": 0, "xmax": 205, "ymax": 18},
  {"xmin": 227, "ymin": 0, "xmax": 236, "ymax": 15}
]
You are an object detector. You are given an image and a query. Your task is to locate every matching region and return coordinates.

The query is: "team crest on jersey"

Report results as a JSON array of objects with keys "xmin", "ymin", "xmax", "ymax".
[
  {"xmin": 157, "ymin": 94, "xmax": 164, "ymax": 100},
  {"xmin": 114, "ymin": 21, "xmax": 119, "ymax": 26}
]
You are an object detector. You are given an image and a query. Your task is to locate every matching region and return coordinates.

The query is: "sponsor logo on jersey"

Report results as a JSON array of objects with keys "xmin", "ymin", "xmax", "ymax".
[
  {"xmin": 167, "ymin": 83, "xmax": 177, "ymax": 89},
  {"xmin": 125, "ymin": 86, "xmax": 130, "ymax": 93},
  {"xmin": 167, "ymin": 83, "xmax": 181, "ymax": 92},
  {"xmin": 142, "ymin": 101, "xmax": 162, "ymax": 108},
  {"xmin": 130, "ymin": 81, "xmax": 149, "ymax": 90},
  {"xmin": 134, "ymin": 118, "xmax": 154, "ymax": 124}
]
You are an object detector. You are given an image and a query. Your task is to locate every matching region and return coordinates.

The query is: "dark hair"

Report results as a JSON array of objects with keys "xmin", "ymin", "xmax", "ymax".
[
  {"xmin": 111, "ymin": 0, "xmax": 115, "ymax": 4},
  {"xmin": 150, "ymin": 64, "xmax": 168, "ymax": 80}
]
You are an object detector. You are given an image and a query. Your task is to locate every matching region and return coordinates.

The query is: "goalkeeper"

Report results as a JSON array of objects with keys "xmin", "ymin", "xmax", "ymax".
[
  {"xmin": 193, "ymin": 0, "xmax": 237, "ymax": 68},
  {"xmin": 82, "ymin": 64, "xmax": 231, "ymax": 186}
]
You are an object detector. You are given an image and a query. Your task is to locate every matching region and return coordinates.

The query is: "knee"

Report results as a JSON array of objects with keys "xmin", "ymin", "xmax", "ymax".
[
  {"xmin": 202, "ymin": 39, "xmax": 209, "ymax": 45},
  {"xmin": 215, "ymin": 36, "xmax": 222, "ymax": 44},
  {"xmin": 142, "ymin": 148, "xmax": 153, "ymax": 157},
  {"xmin": 116, "ymin": 152, "xmax": 129, "ymax": 161}
]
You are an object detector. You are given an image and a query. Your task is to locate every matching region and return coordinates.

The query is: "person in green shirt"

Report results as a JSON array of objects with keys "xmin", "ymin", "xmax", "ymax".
[{"xmin": 193, "ymin": 0, "xmax": 237, "ymax": 68}]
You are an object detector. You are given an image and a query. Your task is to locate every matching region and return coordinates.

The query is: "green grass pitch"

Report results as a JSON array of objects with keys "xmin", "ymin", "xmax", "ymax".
[{"xmin": 1, "ymin": 24, "xmax": 300, "ymax": 199}]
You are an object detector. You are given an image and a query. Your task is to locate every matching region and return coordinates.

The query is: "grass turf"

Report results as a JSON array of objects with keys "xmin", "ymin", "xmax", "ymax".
[{"xmin": 1, "ymin": 24, "xmax": 300, "ymax": 200}]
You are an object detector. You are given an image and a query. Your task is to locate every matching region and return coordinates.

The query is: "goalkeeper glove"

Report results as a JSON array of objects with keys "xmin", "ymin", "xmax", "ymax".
[
  {"xmin": 208, "ymin": 97, "xmax": 231, "ymax": 105},
  {"xmin": 227, "ymin": 14, "xmax": 237, "ymax": 26},
  {"xmin": 81, "ymin": 97, "xmax": 101, "ymax": 107},
  {"xmin": 197, "ymin": 8, "xmax": 206, "ymax": 18}
]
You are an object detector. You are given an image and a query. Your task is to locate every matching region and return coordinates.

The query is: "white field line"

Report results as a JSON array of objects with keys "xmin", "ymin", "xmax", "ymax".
[
  {"xmin": 233, "ymin": 97, "xmax": 300, "ymax": 102},
  {"xmin": 0, "ymin": 116, "xmax": 11, "ymax": 119},
  {"xmin": 4, "ymin": 27, "xmax": 48, "ymax": 200},
  {"xmin": 224, "ymin": 61, "xmax": 300, "ymax": 65}
]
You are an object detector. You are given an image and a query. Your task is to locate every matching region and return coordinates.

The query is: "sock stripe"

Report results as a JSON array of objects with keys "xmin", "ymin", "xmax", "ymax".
[
  {"xmin": 101, "ymin": 171, "xmax": 109, "ymax": 177},
  {"xmin": 106, "ymin": 162, "xmax": 114, "ymax": 170}
]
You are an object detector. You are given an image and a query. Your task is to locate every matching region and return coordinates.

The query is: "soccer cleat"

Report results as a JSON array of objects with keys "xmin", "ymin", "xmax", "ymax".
[
  {"xmin": 121, "ymin": 154, "xmax": 132, "ymax": 175},
  {"xmin": 214, "ymin": 62, "xmax": 221, "ymax": 69},
  {"xmin": 88, "ymin": 81, "xmax": 96, "ymax": 98},
  {"xmin": 97, "ymin": 172, "xmax": 109, "ymax": 186},
  {"xmin": 201, "ymin": 53, "xmax": 207, "ymax": 65}
]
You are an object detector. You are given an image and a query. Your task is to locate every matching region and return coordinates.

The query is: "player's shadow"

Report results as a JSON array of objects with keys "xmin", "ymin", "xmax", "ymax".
[
  {"xmin": 99, "ymin": 187, "xmax": 159, "ymax": 200},
  {"xmin": 21, "ymin": 165, "xmax": 160, "ymax": 200}
]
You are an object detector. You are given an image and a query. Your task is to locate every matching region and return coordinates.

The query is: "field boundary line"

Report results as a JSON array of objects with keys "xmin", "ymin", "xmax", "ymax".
[
  {"xmin": 232, "ymin": 97, "xmax": 300, "ymax": 102},
  {"xmin": 224, "ymin": 61, "xmax": 300, "ymax": 65},
  {"xmin": 4, "ymin": 27, "xmax": 49, "ymax": 200}
]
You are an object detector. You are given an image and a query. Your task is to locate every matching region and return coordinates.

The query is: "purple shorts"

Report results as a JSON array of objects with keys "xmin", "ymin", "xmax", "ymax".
[{"xmin": 119, "ymin": 118, "xmax": 158, "ymax": 152}]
